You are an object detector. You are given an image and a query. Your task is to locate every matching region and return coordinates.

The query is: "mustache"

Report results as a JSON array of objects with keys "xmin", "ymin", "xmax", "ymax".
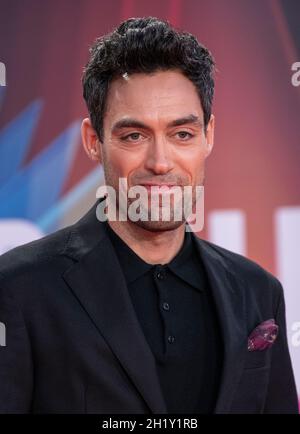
[{"xmin": 131, "ymin": 175, "xmax": 189, "ymax": 186}]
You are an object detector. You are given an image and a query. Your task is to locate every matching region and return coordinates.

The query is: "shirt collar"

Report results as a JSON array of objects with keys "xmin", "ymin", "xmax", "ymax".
[{"xmin": 104, "ymin": 221, "xmax": 204, "ymax": 291}]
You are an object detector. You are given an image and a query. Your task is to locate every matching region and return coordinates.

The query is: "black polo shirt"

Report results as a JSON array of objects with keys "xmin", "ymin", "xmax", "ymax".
[{"xmin": 104, "ymin": 222, "xmax": 223, "ymax": 414}]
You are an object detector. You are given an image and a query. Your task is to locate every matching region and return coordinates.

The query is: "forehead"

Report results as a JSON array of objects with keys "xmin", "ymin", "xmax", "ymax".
[{"xmin": 104, "ymin": 69, "xmax": 203, "ymax": 126}]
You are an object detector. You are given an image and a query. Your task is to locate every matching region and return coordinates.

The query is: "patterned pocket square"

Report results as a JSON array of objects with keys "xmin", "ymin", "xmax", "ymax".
[{"xmin": 247, "ymin": 319, "xmax": 279, "ymax": 351}]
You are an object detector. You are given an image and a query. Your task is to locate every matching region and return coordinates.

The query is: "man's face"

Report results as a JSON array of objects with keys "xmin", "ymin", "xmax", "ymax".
[{"xmin": 85, "ymin": 69, "xmax": 214, "ymax": 231}]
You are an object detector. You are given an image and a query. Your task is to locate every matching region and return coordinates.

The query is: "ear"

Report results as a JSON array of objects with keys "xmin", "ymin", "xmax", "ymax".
[
  {"xmin": 204, "ymin": 114, "xmax": 215, "ymax": 157},
  {"xmin": 81, "ymin": 117, "xmax": 102, "ymax": 163}
]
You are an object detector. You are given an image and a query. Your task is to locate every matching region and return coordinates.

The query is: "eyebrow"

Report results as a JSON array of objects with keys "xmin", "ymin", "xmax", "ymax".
[{"xmin": 111, "ymin": 114, "xmax": 203, "ymax": 134}]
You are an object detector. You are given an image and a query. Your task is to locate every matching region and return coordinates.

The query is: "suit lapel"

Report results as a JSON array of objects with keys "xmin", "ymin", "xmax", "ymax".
[
  {"xmin": 62, "ymin": 209, "xmax": 167, "ymax": 414},
  {"xmin": 194, "ymin": 237, "xmax": 248, "ymax": 413}
]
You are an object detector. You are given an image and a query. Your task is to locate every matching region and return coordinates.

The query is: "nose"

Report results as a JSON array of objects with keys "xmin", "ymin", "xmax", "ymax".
[{"xmin": 144, "ymin": 136, "xmax": 174, "ymax": 175}]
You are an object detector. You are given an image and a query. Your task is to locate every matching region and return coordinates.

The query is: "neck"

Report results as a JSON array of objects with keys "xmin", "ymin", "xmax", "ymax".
[{"xmin": 107, "ymin": 220, "xmax": 186, "ymax": 265}]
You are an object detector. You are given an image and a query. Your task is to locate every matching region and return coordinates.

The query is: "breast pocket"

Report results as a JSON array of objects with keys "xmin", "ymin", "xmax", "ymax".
[
  {"xmin": 243, "ymin": 347, "xmax": 272, "ymax": 370},
  {"xmin": 231, "ymin": 365, "xmax": 270, "ymax": 413}
]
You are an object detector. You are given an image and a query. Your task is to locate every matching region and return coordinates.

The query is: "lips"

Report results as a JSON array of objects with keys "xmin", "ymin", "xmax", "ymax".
[
  {"xmin": 140, "ymin": 182, "xmax": 177, "ymax": 186},
  {"xmin": 140, "ymin": 183, "xmax": 178, "ymax": 188},
  {"xmin": 140, "ymin": 184, "xmax": 178, "ymax": 193}
]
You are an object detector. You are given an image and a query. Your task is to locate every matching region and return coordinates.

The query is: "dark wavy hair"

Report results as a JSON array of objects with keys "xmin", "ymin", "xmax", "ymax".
[{"xmin": 82, "ymin": 17, "xmax": 215, "ymax": 141}]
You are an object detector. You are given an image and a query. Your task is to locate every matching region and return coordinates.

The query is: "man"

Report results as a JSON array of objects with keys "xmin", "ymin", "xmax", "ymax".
[{"xmin": 0, "ymin": 17, "xmax": 298, "ymax": 414}]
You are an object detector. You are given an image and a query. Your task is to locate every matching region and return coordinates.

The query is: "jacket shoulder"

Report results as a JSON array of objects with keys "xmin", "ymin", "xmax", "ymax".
[{"xmin": 0, "ymin": 225, "xmax": 73, "ymax": 282}]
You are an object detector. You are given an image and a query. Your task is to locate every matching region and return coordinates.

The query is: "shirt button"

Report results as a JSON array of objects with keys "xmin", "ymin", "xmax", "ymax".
[
  {"xmin": 156, "ymin": 271, "xmax": 165, "ymax": 280},
  {"xmin": 167, "ymin": 335, "xmax": 175, "ymax": 344},
  {"xmin": 162, "ymin": 302, "xmax": 170, "ymax": 311}
]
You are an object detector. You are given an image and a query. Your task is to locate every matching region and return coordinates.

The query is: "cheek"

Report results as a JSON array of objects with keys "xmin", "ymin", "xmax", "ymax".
[
  {"xmin": 176, "ymin": 147, "xmax": 207, "ymax": 183},
  {"xmin": 105, "ymin": 147, "xmax": 143, "ymax": 179}
]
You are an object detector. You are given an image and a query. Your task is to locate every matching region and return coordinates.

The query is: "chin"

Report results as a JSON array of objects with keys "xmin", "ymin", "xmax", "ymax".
[{"xmin": 132, "ymin": 219, "xmax": 185, "ymax": 232}]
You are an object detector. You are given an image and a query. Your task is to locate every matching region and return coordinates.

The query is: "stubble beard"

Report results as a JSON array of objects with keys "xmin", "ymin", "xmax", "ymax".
[{"xmin": 101, "ymin": 158, "xmax": 204, "ymax": 233}]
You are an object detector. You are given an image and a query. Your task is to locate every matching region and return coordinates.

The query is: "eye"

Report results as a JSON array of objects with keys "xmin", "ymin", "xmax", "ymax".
[
  {"xmin": 121, "ymin": 132, "xmax": 142, "ymax": 141},
  {"xmin": 175, "ymin": 131, "xmax": 194, "ymax": 140}
]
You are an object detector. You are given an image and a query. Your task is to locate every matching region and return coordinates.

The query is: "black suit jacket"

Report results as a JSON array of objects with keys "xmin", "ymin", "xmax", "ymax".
[{"xmin": 0, "ymin": 201, "xmax": 298, "ymax": 414}]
